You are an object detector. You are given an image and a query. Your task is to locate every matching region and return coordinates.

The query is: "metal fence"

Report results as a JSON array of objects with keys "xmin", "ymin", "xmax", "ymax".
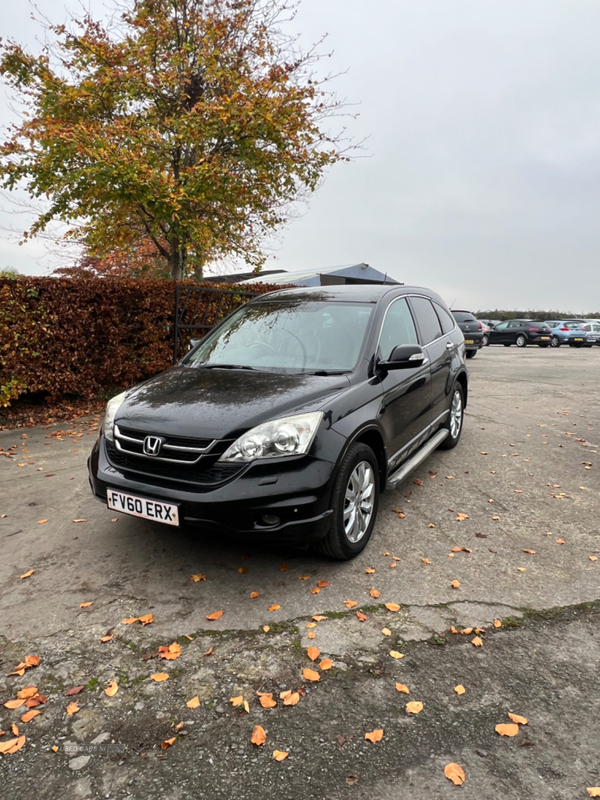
[{"xmin": 173, "ymin": 285, "xmax": 260, "ymax": 362}]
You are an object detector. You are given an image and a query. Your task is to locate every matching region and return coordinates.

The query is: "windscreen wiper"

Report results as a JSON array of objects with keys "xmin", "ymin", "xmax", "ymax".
[
  {"xmin": 196, "ymin": 363, "xmax": 255, "ymax": 370},
  {"xmin": 304, "ymin": 369, "xmax": 350, "ymax": 376}
]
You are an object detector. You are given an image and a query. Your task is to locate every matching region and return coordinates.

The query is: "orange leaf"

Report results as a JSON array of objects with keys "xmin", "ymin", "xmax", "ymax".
[
  {"xmin": 307, "ymin": 647, "xmax": 320, "ymax": 661},
  {"xmin": 508, "ymin": 712, "xmax": 528, "ymax": 725},
  {"xmin": 206, "ymin": 610, "xmax": 223, "ymax": 620},
  {"xmin": 343, "ymin": 600, "xmax": 358, "ymax": 608},
  {"xmin": 298, "ymin": 575, "xmax": 310, "ymax": 580},
  {"xmin": 229, "ymin": 696, "xmax": 244, "ymax": 707},
  {"xmin": 186, "ymin": 696, "xmax": 200, "ymax": 709},
  {"xmin": 421, "ymin": 558, "xmax": 431, "ymax": 565},
  {"xmin": 4, "ymin": 699, "xmax": 25, "ymax": 710},
  {"xmin": 65, "ymin": 702, "xmax": 80, "ymax": 716},
  {"xmin": 317, "ymin": 581, "xmax": 329, "ymax": 588},
  {"xmin": 406, "ymin": 701, "xmax": 423, "ymax": 714},
  {"xmin": 20, "ymin": 710, "xmax": 40, "ymax": 723},
  {"xmin": 17, "ymin": 686, "xmax": 38, "ymax": 699},
  {"xmin": 444, "ymin": 763, "xmax": 466, "ymax": 786},
  {"xmin": 369, "ymin": 588, "xmax": 381, "ymax": 599},
  {"xmin": 389, "ymin": 651, "xmax": 404, "ymax": 659},
  {"xmin": 522, "ymin": 549, "xmax": 536, "ymax": 555},
  {"xmin": 356, "ymin": 611, "xmax": 367, "ymax": 622},
  {"xmin": 259, "ymin": 694, "xmax": 277, "ymax": 709},
  {"xmin": 251, "ymin": 725, "xmax": 266, "ymax": 746},
  {"xmin": 385, "ymin": 602, "xmax": 400, "ymax": 612},
  {"xmin": 104, "ymin": 681, "xmax": 118, "ymax": 697},
  {"xmin": 37, "ymin": 520, "xmax": 47, "ymax": 524},
  {"xmin": 395, "ymin": 683, "xmax": 409, "ymax": 694},
  {"xmin": 454, "ymin": 685, "xmax": 466, "ymax": 695},
  {"xmin": 493, "ymin": 619, "xmax": 502, "ymax": 628},
  {"xmin": 11, "ymin": 723, "xmax": 18, "ymax": 736},
  {"xmin": 20, "ymin": 570, "xmax": 34, "ymax": 579},
  {"xmin": 471, "ymin": 636, "xmax": 483, "ymax": 647},
  {"xmin": 263, "ymin": 625, "xmax": 270, "ymax": 632},
  {"xmin": 283, "ymin": 692, "xmax": 300, "ymax": 706},
  {"xmin": 590, "ymin": 556, "xmax": 598, "ymax": 562},
  {"xmin": 307, "ymin": 632, "xmax": 315, "ymax": 639},
  {"xmin": 191, "ymin": 574, "xmax": 206, "ymax": 582},
  {"xmin": 79, "ymin": 601, "xmax": 93, "ymax": 608},
  {"xmin": 268, "ymin": 604, "xmax": 281, "ymax": 611},
  {"xmin": 161, "ymin": 737, "xmax": 176, "ymax": 750},
  {"xmin": 306, "ymin": 622, "xmax": 317, "ymax": 628},
  {"xmin": 312, "ymin": 615, "xmax": 327, "ymax": 622},
  {"xmin": 51, "ymin": 745, "xmax": 58, "ymax": 752},
  {"xmin": 150, "ymin": 673, "xmax": 169, "ymax": 682},
  {"xmin": 587, "ymin": 790, "xmax": 600, "ymax": 797},
  {"xmin": 495, "ymin": 723, "xmax": 519, "ymax": 737},
  {"xmin": 450, "ymin": 580, "xmax": 461, "ymax": 589},
  {"xmin": 159, "ymin": 642, "xmax": 181, "ymax": 661},
  {"xmin": 140, "ymin": 613, "xmax": 154, "ymax": 625},
  {"xmin": 273, "ymin": 750, "xmax": 288, "ymax": 761},
  {"xmin": 365, "ymin": 567, "xmax": 375, "ymax": 574},
  {"xmin": 0, "ymin": 735, "xmax": 26, "ymax": 755},
  {"xmin": 303, "ymin": 668, "xmax": 320, "ymax": 682},
  {"xmin": 204, "ymin": 646, "xmax": 213, "ymax": 656},
  {"xmin": 250, "ymin": 591, "xmax": 260, "ymax": 598},
  {"xmin": 364, "ymin": 729, "xmax": 384, "ymax": 743},
  {"xmin": 556, "ymin": 539, "xmax": 565, "ymax": 544},
  {"xmin": 320, "ymin": 658, "xmax": 333, "ymax": 671},
  {"xmin": 381, "ymin": 628, "xmax": 391, "ymax": 636},
  {"xmin": 100, "ymin": 635, "xmax": 114, "ymax": 643},
  {"xmin": 238, "ymin": 567, "xmax": 248, "ymax": 574},
  {"xmin": 311, "ymin": 587, "xmax": 320, "ymax": 594}
]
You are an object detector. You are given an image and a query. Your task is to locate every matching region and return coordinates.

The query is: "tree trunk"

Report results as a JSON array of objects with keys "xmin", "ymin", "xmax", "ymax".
[{"xmin": 169, "ymin": 241, "xmax": 186, "ymax": 281}]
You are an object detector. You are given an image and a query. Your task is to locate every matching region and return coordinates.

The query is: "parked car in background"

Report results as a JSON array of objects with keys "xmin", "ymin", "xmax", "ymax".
[
  {"xmin": 544, "ymin": 321, "xmax": 589, "ymax": 348},
  {"xmin": 488, "ymin": 320, "xmax": 552, "ymax": 348},
  {"xmin": 451, "ymin": 310, "xmax": 483, "ymax": 358},
  {"xmin": 581, "ymin": 320, "xmax": 600, "ymax": 346},
  {"xmin": 480, "ymin": 322, "xmax": 491, "ymax": 346},
  {"xmin": 89, "ymin": 285, "xmax": 468, "ymax": 560}
]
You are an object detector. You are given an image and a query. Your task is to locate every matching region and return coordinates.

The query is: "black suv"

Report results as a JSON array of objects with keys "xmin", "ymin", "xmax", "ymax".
[
  {"xmin": 89, "ymin": 285, "xmax": 468, "ymax": 559},
  {"xmin": 488, "ymin": 320, "xmax": 552, "ymax": 347},
  {"xmin": 451, "ymin": 310, "xmax": 484, "ymax": 358}
]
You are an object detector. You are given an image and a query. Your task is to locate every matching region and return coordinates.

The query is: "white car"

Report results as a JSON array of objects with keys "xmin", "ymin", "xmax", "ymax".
[{"xmin": 582, "ymin": 320, "xmax": 600, "ymax": 346}]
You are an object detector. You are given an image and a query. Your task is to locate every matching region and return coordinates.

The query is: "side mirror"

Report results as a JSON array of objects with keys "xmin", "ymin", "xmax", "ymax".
[
  {"xmin": 188, "ymin": 338, "xmax": 202, "ymax": 351},
  {"xmin": 378, "ymin": 344, "xmax": 428, "ymax": 370}
]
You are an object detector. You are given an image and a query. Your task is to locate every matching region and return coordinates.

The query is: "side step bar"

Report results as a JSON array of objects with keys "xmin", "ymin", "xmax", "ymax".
[{"xmin": 386, "ymin": 429, "xmax": 448, "ymax": 490}]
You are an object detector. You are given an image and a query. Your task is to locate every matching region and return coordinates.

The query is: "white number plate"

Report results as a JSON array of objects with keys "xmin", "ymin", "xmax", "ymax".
[{"xmin": 107, "ymin": 490, "xmax": 179, "ymax": 526}]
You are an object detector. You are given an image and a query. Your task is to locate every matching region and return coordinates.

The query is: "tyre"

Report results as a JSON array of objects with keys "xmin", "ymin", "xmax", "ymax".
[
  {"xmin": 516, "ymin": 334, "xmax": 527, "ymax": 347},
  {"xmin": 438, "ymin": 384, "xmax": 464, "ymax": 451},
  {"xmin": 482, "ymin": 334, "xmax": 489, "ymax": 346},
  {"xmin": 550, "ymin": 336, "xmax": 560, "ymax": 348},
  {"xmin": 313, "ymin": 443, "xmax": 379, "ymax": 560},
  {"xmin": 503, "ymin": 343, "xmax": 511, "ymax": 347},
  {"xmin": 465, "ymin": 349, "xmax": 477, "ymax": 359}
]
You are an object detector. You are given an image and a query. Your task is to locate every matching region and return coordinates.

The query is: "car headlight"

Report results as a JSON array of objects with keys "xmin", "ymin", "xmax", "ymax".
[
  {"xmin": 218, "ymin": 412, "xmax": 323, "ymax": 462},
  {"xmin": 103, "ymin": 391, "xmax": 128, "ymax": 442}
]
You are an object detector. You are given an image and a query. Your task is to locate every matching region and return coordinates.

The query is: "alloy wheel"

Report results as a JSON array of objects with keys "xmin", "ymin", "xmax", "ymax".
[
  {"xmin": 343, "ymin": 461, "xmax": 375, "ymax": 543},
  {"xmin": 450, "ymin": 389, "xmax": 463, "ymax": 439},
  {"xmin": 516, "ymin": 335, "xmax": 526, "ymax": 347}
]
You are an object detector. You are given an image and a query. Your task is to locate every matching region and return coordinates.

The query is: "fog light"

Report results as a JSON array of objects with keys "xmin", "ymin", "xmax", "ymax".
[{"xmin": 261, "ymin": 514, "xmax": 281, "ymax": 526}]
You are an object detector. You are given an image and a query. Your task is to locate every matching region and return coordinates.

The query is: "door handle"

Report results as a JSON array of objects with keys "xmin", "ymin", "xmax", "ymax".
[{"xmin": 446, "ymin": 342, "xmax": 453, "ymax": 350}]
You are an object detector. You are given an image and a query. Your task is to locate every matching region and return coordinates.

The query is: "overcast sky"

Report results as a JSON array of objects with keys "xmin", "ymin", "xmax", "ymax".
[{"xmin": 1, "ymin": 0, "xmax": 600, "ymax": 312}]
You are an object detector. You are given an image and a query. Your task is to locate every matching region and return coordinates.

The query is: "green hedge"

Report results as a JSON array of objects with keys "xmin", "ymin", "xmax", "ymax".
[{"xmin": 0, "ymin": 276, "xmax": 282, "ymax": 407}]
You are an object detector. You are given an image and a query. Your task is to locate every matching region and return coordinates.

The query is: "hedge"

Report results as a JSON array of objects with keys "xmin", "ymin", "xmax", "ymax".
[{"xmin": 0, "ymin": 276, "xmax": 284, "ymax": 407}]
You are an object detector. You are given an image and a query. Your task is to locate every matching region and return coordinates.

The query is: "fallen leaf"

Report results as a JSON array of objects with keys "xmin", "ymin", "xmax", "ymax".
[
  {"xmin": 492, "ymin": 516, "xmax": 500, "ymax": 520},
  {"xmin": 389, "ymin": 562, "xmax": 397, "ymax": 568},
  {"xmin": 346, "ymin": 772, "xmax": 359, "ymax": 785},
  {"xmin": 456, "ymin": 513, "xmax": 469, "ymax": 522},
  {"xmin": 460, "ymin": 628, "xmax": 473, "ymax": 635},
  {"xmin": 263, "ymin": 625, "xmax": 270, "ymax": 632},
  {"xmin": 158, "ymin": 642, "xmax": 181, "ymax": 661},
  {"xmin": 282, "ymin": 692, "xmax": 300, "ymax": 706},
  {"xmin": 385, "ymin": 602, "xmax": 401, "ymax": 612},
  {"xmin": 19, "ymin": 570, "xmax": 34, "ymax": 580},
  {"xmin": 364, "ymin": 729, "xmax": 384, "ymax": 743},
  {"xmin": 51, "ymin": 745, "xmax": 58, "ymax": 752},
  {"xmin": 495, "ymin": 723, "xmax": 519, "ymax": 737},
  {"xmin": 204, "ymin": 646, "xmax": 213, "ymax": 656},
  {"xmin": 307, "ymin": 632, "xmax": 315, "ymax": 639},
  {"xmin": 66, "ymin": 702, "xmax": 80, "ymax": 716},
  {"xmin": 317, "ymin": 580, "xmax": 329, "ymax": 588},
  {"xmin": 310, "ymin": 587, "xmax": 321, "ymax": 594},
  {"xmin": 369, "ymin": 588, "xmax": 381, "ymax": 598},
  {"xmin": 100, "ymin": 635, "xmax": 114, "ymax": 643},
  {"xmin": 17, "ymin": 687, "xmax": 38, "ymax": 700},
  {"xmin": 471, "ymin": 636, "xmax": 483, "ymax": 647},
  {"xmin": 406, "ymin": 701, "xmax": 423, "ymax": 714},
  {"xmin": 556, "ymin": 539, "xmax": 565, "ymax": 544},
  {"xmin": 389, "ymin": 651, "xmax": 404, "ymax": 659},
  {"xmin": 421, "ymin": 558, "xmax": 431, "ymax": 565},
  {"xmin": 312, "ymin": 615, "xmax": 327, "ymax": 622},
  {"xmin": 522, "ymin": 549, "xmax": 536, "ymax": 555},
  {"xmin": 37, "ymin": 519, "xmax": 47, "ymax": 525},
  {"xmin": 306, "ymin": 647, "xmax": 320, "ymax": 661},
  {"xmin": 428, "ymin": 523, "xmax": 436, "ymax": 528},
  {"xmin": 356, "ymin": 611, "xmax": 368, "ymax": 623},
  {"xmin": 365, "ymin": 568, "xmax": 375, "ymax": 574},
  {"xmin": 19, "ymin": 708, "xmax": 39, "ymax": 724},
  {"xmin": 161, "ymin": 737, "xmax": 176, "ymax": 750},
  {"xmin": 414, "ymin": 479, "xmax": 424, "ymax": 486},
  {"xmin": 0, "ymin": 735, "xmax": 26, "ymax": 755},
  {"xmin": 150, "ymin": 673, "xmax": 169, "ymax": 682},
  {"xmin": 493, "ymin": 619, "xmax": 502, "ymax": 628},
  {"xmin": 65, "ymin": 686, "xmax": 84, "ymax": 696},
  {"xmin": 250, "ymin": 591, "xmax": 260, "ymax": 598},
  {"xmin": 104, "ymin": 681, "xmax": 118, "ymax": 697},
  {"xmin": 237, "ymin": 567, "xmax": 248, "ymax": 574},
  {"xmin": 279, "ymin": 563, "xmax": 289, "ymax": 572},
  {"xmin": 381, "ymin": 628, "xmax": 392, "ymax": 636},
  {"xmin": 444, "ymin": 763, "xmax": 466, "ymax": 786},
  {"xmin": 11, "ymin": 723, "xmax": 19, "ymax": 737},
  {"xmin": 298, "ymin": 575, "xmax": 310, "ymax": 580},
  {"xmin": 303, "ymin": 668, "xmax": 320, "ymax": 682},
  {"xmin": 173, "ymin": 721, "xmax": 184, "ymax": 732},
  {"xmin": 79, "ymin": 601, "xmax": 93, "ymax": 608},
  {"xmin": 454, "ymin": 685, "xmax": 466, "ymax": 695},
  {"xmin": 273, "ymin": 750, "xmax": 288, "ymax": 761},
  {"xmin": 320, "ymin": 658, "xmax": 333, "ymax": 671},
  {"xmin": 395, "ymin": 683, "xmax": 409, "ymax": 694},
  {"xmin": 451, "ymin": 546, "xmax": 472, "ymax": 553},
  {"xmin": 268, "ymin": 604, "xmax": 281, "ymax": 612},
  {"xmin": 508, "ymin": 713, "xmax": 528, "ymax": 725},
  {"xmin": 587, "ymin": 790, "xmax": 600, "ymax": 797},
  {"xmin": 4, "ymin": 699, "xmax": 25, "ymax": 710},
  {"xmin": 206, "ymin": 610, "xmax": 223, "ymax": 620},
  {"xmin": 450, "ymin": 580, "xmax": 461, "ymax": 589},
  {"xmin": 186, "ymin": 696, "xmax": 200, "ymax": 709},
  {"xmin": 590, "ymin": 556, "xmax": 598, "ymax": 562},
  {"xmin": 517, "ymin": 567, "xmax": 526, "ymax": 572},
  {"xmin": 259, "ymin": 693, "xmax": 277, "ymax": 709},
  {"xmin": 72, "ymin": 519, "xmax": 86, "ymax": 523},
  {"xmin": 251, "ymin": 725, "xmax": 266, "ymax": 746},
  {"xmin": 343, "ymin": 600, "xmax": 358, "ymax": 608},
  {"xmin": 391, "ymin": 556, "xmax": 401, "ymax": 561},
  {"xmin": 190, "ymin": 574, "xmax": 206, "ymax": 582}
]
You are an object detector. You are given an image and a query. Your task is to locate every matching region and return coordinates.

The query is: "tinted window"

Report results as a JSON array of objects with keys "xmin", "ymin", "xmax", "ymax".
[
  {"xmin": 452, "ymin": 311, "xmax": 476, "ymax": 323},
  {"xmin": 435, "ymin": 303, "xmax": 456, "ymax": 335},
  {"xmin": 508, "ymin": 320, "xmax": 523, "ymax": 328},
  {"xmin": 410, "ymin": 297, "xmax": 443, "ymax": 344},
  {"xmin": 378, "ymin": 298, "xmax": 418, "ymax": 359},
  {"xmin": 494, "ymin": 322, "xmax": 508, "ymax": 330}
]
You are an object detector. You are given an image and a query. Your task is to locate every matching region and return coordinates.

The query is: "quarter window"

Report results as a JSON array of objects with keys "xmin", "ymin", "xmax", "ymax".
[
  {"xmin": 434, "ymin": 303, "xmax": 456, "ymax": 335},
  {"xmin": 409, "ymin": 297, "xmax": 442, "ymax": 344},
  {"xmin": 378, "ymin": 298, "xmax": 418, "ymax": 360}
]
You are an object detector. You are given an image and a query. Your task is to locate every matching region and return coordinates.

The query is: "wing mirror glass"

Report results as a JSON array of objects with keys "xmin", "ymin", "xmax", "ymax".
[
  {"xmin": 188, "ymin": 337, "xmax": 202, "ymax": 351},
  {"xmin": 378, "ymin": 344, "xmax": 427, "ymax": 370}
]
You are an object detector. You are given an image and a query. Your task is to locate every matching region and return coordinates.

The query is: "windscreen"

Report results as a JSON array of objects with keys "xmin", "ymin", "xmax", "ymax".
[
  {"xmin": 185, "ymin": 301, "xmax": 374, "ymax": 372},
  {"xmin": 452, "ymin": 312, "xmax": 476, "ymax": 323}
]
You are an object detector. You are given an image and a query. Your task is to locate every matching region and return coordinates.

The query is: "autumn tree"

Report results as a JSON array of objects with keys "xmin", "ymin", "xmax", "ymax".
[{"xmin": 0, "ymin": 0, "xmax": 350, "ymax": 279}]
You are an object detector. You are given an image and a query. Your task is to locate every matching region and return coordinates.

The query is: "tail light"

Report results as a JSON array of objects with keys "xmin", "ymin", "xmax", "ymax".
[
  {"xmin": 528, "ymin": 328, "xmax": 538, "ymax": 332},
  {"xmin": 478, "ymin": 321, "xmax": 482, "ymax": 330},
  {"xmin": 560, "ymin": 327, "xmax": 569, "ymax": 331}
]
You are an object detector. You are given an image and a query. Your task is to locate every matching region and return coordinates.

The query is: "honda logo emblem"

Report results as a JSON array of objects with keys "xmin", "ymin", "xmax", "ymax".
[{"xmin": 143, "ymin": 435, "xmax": 163, "ymax": 456}]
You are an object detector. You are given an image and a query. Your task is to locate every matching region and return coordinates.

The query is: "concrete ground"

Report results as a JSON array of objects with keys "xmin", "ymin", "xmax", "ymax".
[{"xmin": 0, "ymin": 346, "xmax": 599, "ymax": 798}]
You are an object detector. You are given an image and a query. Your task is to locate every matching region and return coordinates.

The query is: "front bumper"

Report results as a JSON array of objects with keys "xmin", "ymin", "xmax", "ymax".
[{"xmin": 88, "ymin": 437, "xmax": 336, "ymax": 543}]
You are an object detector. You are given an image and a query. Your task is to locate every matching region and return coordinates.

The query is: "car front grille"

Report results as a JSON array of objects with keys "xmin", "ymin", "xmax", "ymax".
[{"xmin": 114, "ymin": 424, "xmax": 214, "ymax": 464}]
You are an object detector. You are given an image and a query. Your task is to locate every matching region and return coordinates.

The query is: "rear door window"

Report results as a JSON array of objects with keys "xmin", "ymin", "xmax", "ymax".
[{"xmin": 409, "ymin": 297, "xmax": 443, "ymax": 344}]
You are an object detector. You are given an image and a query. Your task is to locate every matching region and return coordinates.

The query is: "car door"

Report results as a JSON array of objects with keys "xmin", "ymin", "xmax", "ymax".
[
  {"xmin": 507, "ymin": 320, "xmax": 523, "ymax": 342},
  {"xmin": 489, "ymin": 322, "xmax": 509, "ymax": 343},
  {"xmin": 377, "ymin": 296, "xmax": 432, "ymax": 467},
  {"xmin": 408, "ymin": 295, "xmax": 452, "ymax": 426}
]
